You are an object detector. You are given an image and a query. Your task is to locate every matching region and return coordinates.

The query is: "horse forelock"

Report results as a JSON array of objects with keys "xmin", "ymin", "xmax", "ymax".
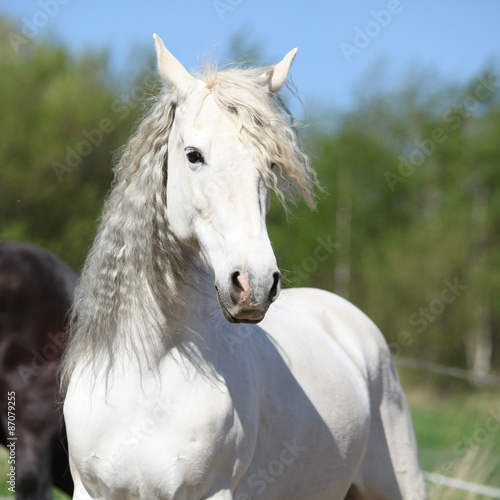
[{"xmin": 196, "ymin": 63, "xmax": 319, "ymax": 211}]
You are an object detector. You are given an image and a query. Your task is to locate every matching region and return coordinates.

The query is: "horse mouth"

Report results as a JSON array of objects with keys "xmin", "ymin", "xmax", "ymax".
[{"xmin": 215, "ymin": 287, "xmax": 265, "ymax": 324}]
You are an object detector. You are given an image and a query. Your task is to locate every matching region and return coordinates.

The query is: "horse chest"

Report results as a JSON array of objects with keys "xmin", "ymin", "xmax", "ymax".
[{"xmin": 65, "ymin": 361, "xmax": 254, "ymax": 499}]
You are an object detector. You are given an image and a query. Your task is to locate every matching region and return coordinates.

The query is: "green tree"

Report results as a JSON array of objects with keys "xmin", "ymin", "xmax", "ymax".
[
  {"xmin": 0, "ymin": 17, "xmax": 146, "ymax": 269},
  {"xmin": 3, "ymin": 17, "xmax": 499, "ymax": 377},
  {"xmin": 268, "ymin": 68, "xmax": 500, "ymax": 377}
]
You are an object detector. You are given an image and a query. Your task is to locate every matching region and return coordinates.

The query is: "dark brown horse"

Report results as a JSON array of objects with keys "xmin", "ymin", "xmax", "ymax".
[{"xmin": 0, "ymin": 242, "xmax": 76, "ymax": 499}]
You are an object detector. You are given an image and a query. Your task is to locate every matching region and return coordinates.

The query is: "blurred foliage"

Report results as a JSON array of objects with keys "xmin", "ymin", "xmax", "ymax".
[
  {"xmin": 1, "ymin": 15, "xmax": 499, "ymax": 376},
  {"xmin": 268, "ymin": 67, "xmax": 500, "ymax": 376},
  {"xmin": 0, "ymin": 17, "xmax": 146, "ymax": 269}
]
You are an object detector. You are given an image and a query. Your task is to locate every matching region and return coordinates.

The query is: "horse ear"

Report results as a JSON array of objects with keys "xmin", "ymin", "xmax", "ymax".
[
  {"xmin": 261, "ymin": 48, "xmax": 298, "ymax": 94},
  {"xmin": 153, "ymin": 34, "xmax": 196, "ymax": 98}
]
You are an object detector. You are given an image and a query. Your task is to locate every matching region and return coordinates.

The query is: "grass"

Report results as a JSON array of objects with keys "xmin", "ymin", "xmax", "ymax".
[
  {"xmin": 1, "ymin": 372, "xmax": 498, "ymax": 499},
  {"xmin": 402, "ymin": 368, "xmax": 500, "ymax": 499}
]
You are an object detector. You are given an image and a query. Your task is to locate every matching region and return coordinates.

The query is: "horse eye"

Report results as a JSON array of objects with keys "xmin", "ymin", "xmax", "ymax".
[
  {"xmin": 186, "ymin": 150, "xmax": 203, "ymax": 164},
  {"xmin": 271, "ymin": 163, "xmax": 277, "ymax": 170}
]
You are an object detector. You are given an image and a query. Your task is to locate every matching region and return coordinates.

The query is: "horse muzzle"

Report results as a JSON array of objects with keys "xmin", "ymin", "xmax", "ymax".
[{"xmin": 215, "ymin": 270, "xmax": 281, "ymax": 324}]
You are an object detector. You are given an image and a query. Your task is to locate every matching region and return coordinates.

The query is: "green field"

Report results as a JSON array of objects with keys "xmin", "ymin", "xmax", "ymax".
[
  {"xmin": 1, "ymin": 373, "xmax": 499, "ymax": 499},
  {"xmin": 402, "ymin": 369, "xmax": 500, "ymax": 500}
]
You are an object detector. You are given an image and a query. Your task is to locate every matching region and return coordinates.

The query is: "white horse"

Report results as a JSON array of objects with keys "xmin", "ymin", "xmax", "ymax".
[{"xmin": 62, "ymin": 34, "xmax": 428, "ymax": 500}]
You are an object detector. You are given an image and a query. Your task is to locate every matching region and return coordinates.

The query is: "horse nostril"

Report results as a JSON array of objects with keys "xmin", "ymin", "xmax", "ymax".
[
  {"xmin": 269, "ymin": 272, "xmax": 281, "ymax": 302},
  {"xmin": 231, "ymin": 271, "xmax": 242, "ymax": 291}
]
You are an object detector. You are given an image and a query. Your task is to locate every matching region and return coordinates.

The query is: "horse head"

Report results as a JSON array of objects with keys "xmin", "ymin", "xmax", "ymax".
[{"xmin": 153, "ymin": 35, "xmax": 300, "ymax": 324}]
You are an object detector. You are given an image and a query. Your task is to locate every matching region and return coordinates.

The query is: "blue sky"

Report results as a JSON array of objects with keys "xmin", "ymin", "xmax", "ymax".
[{"xmin": 2, "ymin": 0, "xmax": 500, "ymax": 115}]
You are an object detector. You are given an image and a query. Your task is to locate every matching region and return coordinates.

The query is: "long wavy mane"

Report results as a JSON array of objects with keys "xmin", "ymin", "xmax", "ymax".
[{"xmin": 61, "ymin": 61, "xmax": 319, "ymax": 389}]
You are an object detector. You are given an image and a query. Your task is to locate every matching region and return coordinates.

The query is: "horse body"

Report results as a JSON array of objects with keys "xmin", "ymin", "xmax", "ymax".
[
  {"xmin": 0, "ymin": 242, "xmax": 76, "ymax": 499},
  {"xmin": 66, "ymin": 279, "xmax": 372, "ymax": 499},
  {"xmin": 66, "ymin": 281, "xmax": 424, "ymax": 500},
  {"xmin": 63, "ymin": 36, "xmax": 428, "ymax": 499}
]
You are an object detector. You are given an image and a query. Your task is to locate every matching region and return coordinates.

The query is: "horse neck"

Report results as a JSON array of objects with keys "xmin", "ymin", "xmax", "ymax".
[
  {"xmin": 175, "ymin": 250, "xmax": 218, "ymax": 328},
  {"xmin": 148, "ymin": 248, "xmax": 217, "ymax": 346}
]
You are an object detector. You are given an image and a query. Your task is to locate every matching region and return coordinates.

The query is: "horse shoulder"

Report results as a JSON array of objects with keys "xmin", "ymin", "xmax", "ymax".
[
  {"xmin": 240, "ymin": 290, "xmax": 374, "ymax": 497},
  {"xmin": 272, "ymin": 288, "xmax": 425, "ymax": 497},
  {"xmin": 275, "ymin": 287, "xmax": 392, "ymax": 376}
]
